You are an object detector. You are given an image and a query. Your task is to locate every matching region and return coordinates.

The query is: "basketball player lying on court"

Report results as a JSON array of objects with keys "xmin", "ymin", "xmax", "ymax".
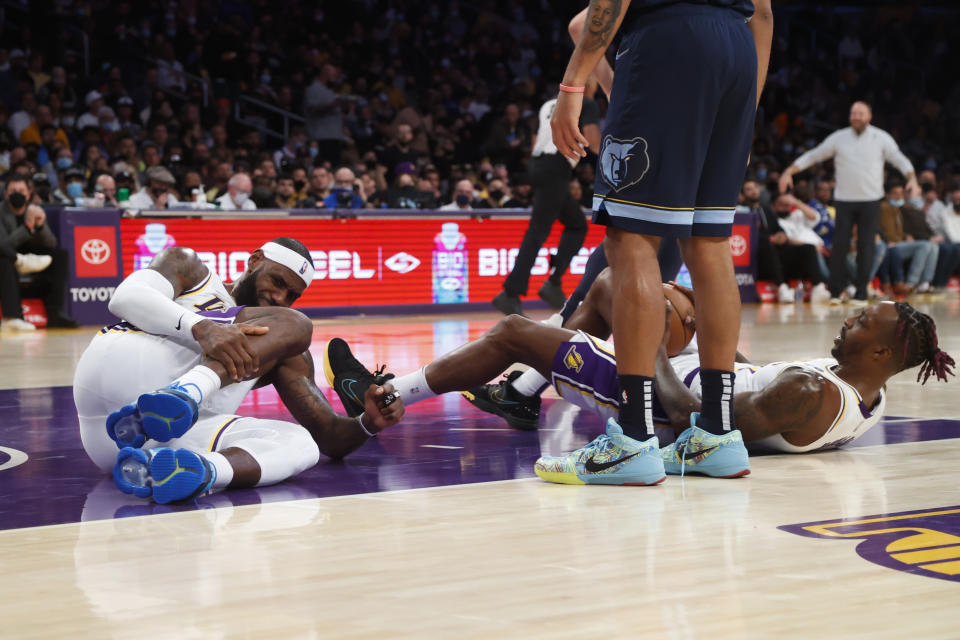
[
  {"xmin": 74, "ymin": 238, "xmax": 403, "ymax": 504},
  {"xmin": 325, "ymin": 268, "xmax": 953, "ymax": 486}
]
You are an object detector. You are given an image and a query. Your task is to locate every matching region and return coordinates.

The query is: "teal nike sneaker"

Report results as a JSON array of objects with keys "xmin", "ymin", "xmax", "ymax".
[
  {"xmin": 661, "ymin": 413, "xmax": 751, "ymax": 478},
  {"xmin": 535, "ymin": 418, "xmax": 665, "ymax": 486},
  {"xmin": 113, "ymin": 447, "xmax": 217, "ymax": 504}
]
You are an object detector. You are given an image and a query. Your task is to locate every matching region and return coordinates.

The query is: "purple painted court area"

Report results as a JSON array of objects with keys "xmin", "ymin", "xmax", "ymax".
[{"xmin": 1, "ymin": 384, "xmax": 958, "ymax": 532}]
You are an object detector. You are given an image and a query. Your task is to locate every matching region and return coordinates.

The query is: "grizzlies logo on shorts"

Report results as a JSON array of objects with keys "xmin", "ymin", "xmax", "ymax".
[{"xmin": 599, "ymin": 136, "xmax": 651, "ymax": 193}]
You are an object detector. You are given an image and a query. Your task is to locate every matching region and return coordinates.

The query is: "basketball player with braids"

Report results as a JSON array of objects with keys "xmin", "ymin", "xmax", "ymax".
[
  {"xmin": 74, "ymin": 238, "xmax": 403, "ymax": 504},
  {"xmin": 325, "ymin": 271, "xmax": 953, "ymax": 485}
]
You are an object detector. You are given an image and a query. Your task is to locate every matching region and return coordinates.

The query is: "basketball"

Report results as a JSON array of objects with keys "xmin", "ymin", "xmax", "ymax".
[{"xmin": 663, "ymin": 283, "xmax": 695, "ymax": 357}]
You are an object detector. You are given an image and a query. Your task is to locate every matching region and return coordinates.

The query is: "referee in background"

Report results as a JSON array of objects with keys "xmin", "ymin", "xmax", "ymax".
[
  {"xmin": 492, "ymin": 83, "xmax": 601, "ymax": 316},
  {"xmin": 779, "ymin": 101, "xmax": 919, "ymax": 303}
]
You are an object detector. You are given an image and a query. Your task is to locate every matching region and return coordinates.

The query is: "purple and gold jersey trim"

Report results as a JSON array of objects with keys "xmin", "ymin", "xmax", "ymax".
[
  {"xmin": 180, "ymin": 273, "xmax": 213, "ymax": 296},
  {"xmin": 780, "ymin": 506, "xmax": 960, "ymax": 582},
  {"xmin": 208, "ymin": 416, "xmax": 242, "ymax": 451},
  {"xmin": 197, "ymin": 306, "xmax": 246, "ymax": 324}
]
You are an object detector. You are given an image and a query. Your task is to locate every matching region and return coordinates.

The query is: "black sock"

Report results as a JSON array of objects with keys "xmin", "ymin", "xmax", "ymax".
[
  {"xmin": 698, "ymin": 369, "xmax": 735, "ymax": 434},
  {"xmin": 617, "ymin": 374, "xmax": 655, "ymax": 440}
]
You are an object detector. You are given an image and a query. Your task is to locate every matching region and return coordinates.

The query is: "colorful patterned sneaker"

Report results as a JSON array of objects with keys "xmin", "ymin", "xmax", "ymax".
[
  {"xmin": 322, "ymin": 338, "xmax": 395, "ymax": 417},
  {"xmin": 106, "ymin": 384, "xmax": 200, "ymax": 448},
  {"xmin": 462, "ymin": 370, "xmax": 542, "ymax": 430},
  {"xmin": 113, "ymin": 447, "xmax": 217, "ymax": 504},
  {"xmin": 534, "ymin": 418, "xmax": 665, "ymax": 486},
  {"xmin": 660, "ymin": 413, "xmax": 751, "ymax": 478}
]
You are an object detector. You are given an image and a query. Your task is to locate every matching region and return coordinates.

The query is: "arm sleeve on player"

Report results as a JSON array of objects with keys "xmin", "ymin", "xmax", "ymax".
[
  {"xmin": 792, "ymin": 133, "xmax": 838, "ymax": 172},
  {"xmin": 108, "ymin": 268, "xmax": 206, "ymax": 340}
]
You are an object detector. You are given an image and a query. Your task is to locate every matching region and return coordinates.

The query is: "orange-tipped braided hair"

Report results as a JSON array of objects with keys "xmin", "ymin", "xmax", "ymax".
[{"xmin": 894, "ymin": 302, "xmax": 955, "ymax": 384}]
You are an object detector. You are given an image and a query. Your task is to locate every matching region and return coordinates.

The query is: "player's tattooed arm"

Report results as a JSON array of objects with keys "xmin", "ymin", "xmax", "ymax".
[
  {"xmin": 271, "ymin": 351, "xmax": 404, "ymax": 459},
  {"xmin": 582, "ymin": 0, "xmax": 624, "ymax": 52},
  {"xmin": 733, "ymin": 369, "xmax": 840, "ymax": 444}
]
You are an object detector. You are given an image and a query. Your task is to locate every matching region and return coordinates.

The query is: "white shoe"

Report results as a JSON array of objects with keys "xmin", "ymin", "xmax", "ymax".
[
  {"xmin": 777, "ymin": 283, "xmax": 795, "ymax": 303},
  {"xmin": 844, "ymin": 284, "xmax": 857, "ymax": 298},
  {"xmin": 2, "ymin": 318, "xmax": 37, "ymax": 331},
  {"xmin": 810, "ymin": 283, "xmax": 831, "ymax": 304},
  {"xmin": 828, "ymin": 297, "xmax": 844, "ymax": 306},
  {"xmin": 847, "ymin": 297, "xmax": 869, "ymax": 308},
  {"xmin": 14, "ymin": 253, "xmax": 52, "ymax": 275},
  {"xmin": 916, "ymin": 282, "xmax": 932, "ymax": 293}
]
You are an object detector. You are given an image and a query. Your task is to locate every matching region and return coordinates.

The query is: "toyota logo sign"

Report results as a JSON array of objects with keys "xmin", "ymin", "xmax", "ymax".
[
  {"xmin": 729, "ymin": 234, "xmax": 747, "ymax": 257},
  {"xmin": 81, "ymin": 238, "xmax": 111, "ymax": 265}
]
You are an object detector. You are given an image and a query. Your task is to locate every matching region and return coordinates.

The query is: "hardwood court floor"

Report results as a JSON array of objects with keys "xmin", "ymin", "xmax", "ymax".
[{"xmin": 2, "ymin": 299, "xmax": 959, "ymax": 638}]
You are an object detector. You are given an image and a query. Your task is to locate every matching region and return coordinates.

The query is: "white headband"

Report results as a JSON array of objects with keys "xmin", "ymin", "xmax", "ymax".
[{"xmin": 261, "ymin": 242, "xmax": 315, "ymax": 287}]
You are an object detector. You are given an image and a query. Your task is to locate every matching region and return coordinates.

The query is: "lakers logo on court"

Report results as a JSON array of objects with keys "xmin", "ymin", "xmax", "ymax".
[
  {"xmin": 599, "ymin": 135, "xmax": 650, "ymax": 192},
  {"xmin": 780, "ymin": 506, "xmax": 960, "ymax": 582}
]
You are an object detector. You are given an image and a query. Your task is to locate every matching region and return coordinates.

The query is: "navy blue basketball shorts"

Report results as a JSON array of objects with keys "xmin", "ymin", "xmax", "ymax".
[{"xmin": 592, "ymin": 4, "xmax": 757, "ymax": 238}]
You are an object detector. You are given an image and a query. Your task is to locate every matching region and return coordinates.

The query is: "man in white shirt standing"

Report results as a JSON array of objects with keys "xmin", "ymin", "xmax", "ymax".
[
  {"xmin": 215, "ymin": 173, "xmax": 257, "ymax": 211},
  {"xmin": 779, "ymin": 101, "xmax": 919, "ymax": 303}
]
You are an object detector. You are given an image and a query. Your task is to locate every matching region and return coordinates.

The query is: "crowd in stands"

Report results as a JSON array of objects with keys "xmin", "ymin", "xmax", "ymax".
[
  {"xmin": 739, "ymin": 173, "xmax": 960, "ymax": 303},
  {"xmin": 1, "ymin": 1, "xmax": 960, "ymax": 328}
]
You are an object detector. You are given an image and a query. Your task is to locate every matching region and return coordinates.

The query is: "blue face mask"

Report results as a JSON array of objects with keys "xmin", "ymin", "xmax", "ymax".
[
  {"xmin": 309, "ymin": 147, "xmax": 319, "ymax": 158},
  {"xmin": 756, "ymin": 168, "xmax": 768, "ymax": 180},
  {"xmin": 889, "ymin": 198, "xmax": 905, "ymax": 208},
  {"xmin": 455, "ymin": 194, "xmax": 471, "ymax": 207},
  {"xmin": 66, "ymin": 182, "xmax": 84, "ymax": 200},
  {"xmin": 908, "ymin": 195, "xmax": 924, "ymax": 209},
  {"xmin": 57, "ymin": 157, "xmax": 73, "ymax": 170}
]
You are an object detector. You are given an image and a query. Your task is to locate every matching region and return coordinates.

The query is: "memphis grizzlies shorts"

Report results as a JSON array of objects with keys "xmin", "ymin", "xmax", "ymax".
[{"xmin": 593, "ymin": 4, "xmax": 757, "ymax": 238}]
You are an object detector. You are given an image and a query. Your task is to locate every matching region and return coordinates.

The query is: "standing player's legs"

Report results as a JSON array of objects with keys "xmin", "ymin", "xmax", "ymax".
[
  {"xmin": 829, "ymin": 202, "xmax": 857, "ymax": 298},
  {"xmin": 853, "ymin": 201, "xmax": 881, "ymax": 300},
  {"xmin": 590, "ymin": 8, "xmax": 719, "ymax": 443},
  {"xmin": 655, "ymin": 7, "xmax": 755, "ymax": 478}
]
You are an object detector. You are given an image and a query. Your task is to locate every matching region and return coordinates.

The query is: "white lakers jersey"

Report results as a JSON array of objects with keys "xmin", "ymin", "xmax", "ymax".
[
  {"xmin": 173, "ymin": 268, "xmax": 237, "ymax": 314},
  {"xmin": 89, "ymin": 266, "xmax": 255, "ymax": 418},
  {"xmin": 673, "ymin": 351, "xmax": 886, "ymax": 452}
]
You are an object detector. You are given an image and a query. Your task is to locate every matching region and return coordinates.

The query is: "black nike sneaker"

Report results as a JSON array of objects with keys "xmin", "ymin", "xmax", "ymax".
[
  {"xmin": 461, "ymin": 370, "xmax": 542, "ymax": 430},
  {"xmin": 323, "ymin": 338, "xmax": 395, "ymax": 417}
]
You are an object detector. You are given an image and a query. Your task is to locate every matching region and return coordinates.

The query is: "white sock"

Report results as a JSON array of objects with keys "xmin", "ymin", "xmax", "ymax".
[
  {"xmin": 512, "ymin": 368, "xmax": 549, "ymax": 396},
  {"xmin": 171, "ymin": 364, "xmax": 221, "ymax": 405},
  {"xmin": 541, "ymin": 313, "xmax": 564, "ymax": 328},
  {"xmin": 392, "ymin": 367, "xmax": 436, "ymax": 406},
  {"xmin": 202, "ymin": 451, "xmax": 234, "ymax": 489}
]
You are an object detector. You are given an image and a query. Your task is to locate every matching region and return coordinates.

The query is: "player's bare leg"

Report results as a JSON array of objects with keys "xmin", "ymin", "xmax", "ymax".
[
  {"xmin": 605, "ymin": 228, "xmax": 664, "ymax": 440},
  {"xmin": 678, "ymin": 236, "xmax": 740, "ymax": 433}
]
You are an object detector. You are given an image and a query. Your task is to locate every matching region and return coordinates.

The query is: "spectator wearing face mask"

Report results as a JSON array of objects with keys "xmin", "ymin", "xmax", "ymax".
[
  {"xmin": 439, "ymin": 179, "xmax": 477, "ymax": 211},
  {"xmin": 127, "ymin": 166, "xmax": 179, "ymax": 210},
  {"xmin": 1, "ymin": 175, "xmax": 78, "ymax": 330},
  {"xmin": 878, "ymin": 182, "xmax": 938, "ymax": 294},
  {"xmin": 60, "ymin": 167, "xmax": 87, "ymax": 205},
  {"xmin": 215, "ymin": 172, "xmax": 256, "ymax": 210},
  {"xmin": 323, "ymin": 167, "xmax": 365, "ymax": 209}
]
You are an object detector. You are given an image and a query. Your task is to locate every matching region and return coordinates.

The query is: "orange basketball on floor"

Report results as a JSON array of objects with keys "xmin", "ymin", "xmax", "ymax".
[{"xmin": 663, "ymin": 283, "xmax": 695, "ymax": 357}]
